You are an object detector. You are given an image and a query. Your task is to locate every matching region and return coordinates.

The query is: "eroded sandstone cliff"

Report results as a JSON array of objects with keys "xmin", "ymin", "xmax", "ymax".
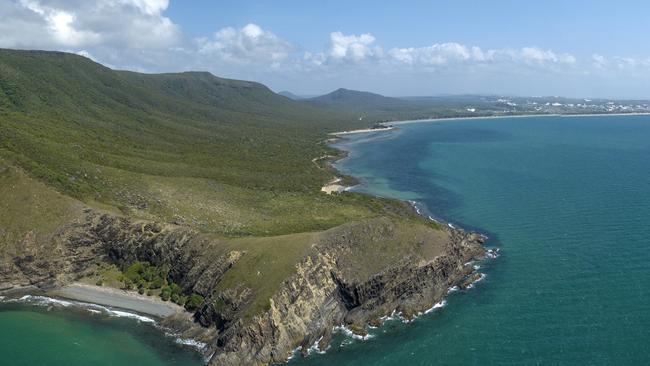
[{"xmin": 1, "ymin": 209, "xmax": 486, "ymax": 365}]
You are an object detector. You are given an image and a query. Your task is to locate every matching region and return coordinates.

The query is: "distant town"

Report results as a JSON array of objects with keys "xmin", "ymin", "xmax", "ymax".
[{"xmin": 469, "ymin": 96, "xmax": 650, "ymax": 115}]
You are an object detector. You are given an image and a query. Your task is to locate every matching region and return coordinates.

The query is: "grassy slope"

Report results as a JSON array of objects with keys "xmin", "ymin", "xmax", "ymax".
[
  {"xmin": 0, "ymin": 49, "xmax": 388, "ymax": 236},
  {"xmin": 0, "ymin": 160, "xmax": 82, "ymax": 260},
  {"xmin": 0, "ymin": 49, "xmax": 443, "ymax": 320}
]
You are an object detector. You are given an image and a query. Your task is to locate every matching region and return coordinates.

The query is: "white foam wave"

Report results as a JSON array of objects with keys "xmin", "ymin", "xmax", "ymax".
[
  {"xmin": 334, "ymin": 325, "xmax": 374, "ymax": 341},
  {"xmin": 9, "ymin": 295, "xmax": 73, "ymax": 307},
  {"xmin": 447, "ymin": 286, "xmax": 459, "ymax": 294},
  {"xmin": 486, "ymin": 248, "xmax": 500, "ymax": 259},
  {"xmin": 285, "ymin": 347, "xmax": 301, "ymax": 363},
  {"xmin": 5, "ymin": 295, "xmax": 156, "ymax": 323},
  {"xmin": 109, "ymin": 310, "xmax": 155, "ymax": 323},
  {"xmin": 306, "ymin": 336, "xmax": 328, "ymax": 355},
  {"xmin": 466, "ymin": 273, "xmax": 487, "ymax": 289},
  {"xmin": 380, "ymin": 309, "xmax": 398, "ymax": 322},
  {"xmin": 424, "ymin": 300, "xmax": 447, "ymax": 314},
  {"xmin": 175, "ymin": 338, "xmax": 208, "ymax": 351}
]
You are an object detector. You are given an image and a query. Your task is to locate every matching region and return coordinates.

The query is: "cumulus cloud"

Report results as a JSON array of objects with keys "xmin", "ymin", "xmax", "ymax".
[
  {"xmin": 389, "ymin": 43, "xmax": 480, "ymax": 65},
  {"xmin": 303, "ymin": 32, "xmax": 577, "ymax": 71},
  {"xmin": 19, "ymin": 0, "xmax": 101, "ymax": 47},
  {"xmin": 2, "ymin": 2, "xmax": 650, "ymax": 96},
  {"xmin": 197, "ymin": 23, "xmax": 294, "ymax": 64},
  {"xmin": 328, "ymin": 32, "xmax": 381, "ymax": 62},
  {"xmin": 0, "ymin": 0, "xmax": 188, "ymax": 74},
  {"xmin": 1, "ymin": 0, "xmax": 181, "ymax": 50}
]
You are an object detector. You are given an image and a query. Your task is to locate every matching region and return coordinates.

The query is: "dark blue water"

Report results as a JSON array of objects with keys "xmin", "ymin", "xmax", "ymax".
[{"xmin": 292, "ymin": 115, "xmax": 650, "ymax": 365}]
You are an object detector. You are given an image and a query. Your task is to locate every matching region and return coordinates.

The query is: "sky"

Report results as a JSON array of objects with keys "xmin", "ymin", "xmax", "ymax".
[{"xmin": 1, "ymin": 0, "xmax": 650, "ymax": 98}]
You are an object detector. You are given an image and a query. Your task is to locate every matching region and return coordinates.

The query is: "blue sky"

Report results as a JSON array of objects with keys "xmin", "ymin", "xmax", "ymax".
[
  {"xmin": 167, "ymin": 0, "xmax": 649, "ymax": 57},
  {"xmin": 2, "ymin": 0, "xmax": 650, "ymax": 98}
]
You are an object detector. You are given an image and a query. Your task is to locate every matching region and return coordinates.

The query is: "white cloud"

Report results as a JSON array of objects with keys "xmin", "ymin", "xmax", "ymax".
[
  {"xmin": 123, "ymin": 0, "xmax": 168, "ymax": 15},
  {"xmin": 2, "ymin": 3, "xmax": 650, "ymax": 97},
  {"xmin": 301, "ymin": 32, "xmax": 577, "ymax": 72},
  {"xmin": 386, "ymin": 43, "xmax": 575, "ymax": 67},
  {"xmin": 2, "ymin": 0, "xmax": 180, "ymax": 49},
  {"xmin": 514, "ymin": 47, "xmax": 576, "ymax": 64},
  {"xmin": 590, "ymin": 53, "xmax": 650, "ymax": 72},
  {"xmin": 389, "ymin": 43, "xmax": 477, "ymax": 66},
  {"xmin": 197, "ymin": 23, "xmax": 294, "ymax": 64},
  {"xmin": 328, "ymin": 32, "xmax": 381, "ymax": 62}
]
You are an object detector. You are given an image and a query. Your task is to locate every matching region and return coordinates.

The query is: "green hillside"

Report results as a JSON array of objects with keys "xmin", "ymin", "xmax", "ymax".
[{"xmin": 0, "ymin": 49, "xmax": 394, "ymax": 236}]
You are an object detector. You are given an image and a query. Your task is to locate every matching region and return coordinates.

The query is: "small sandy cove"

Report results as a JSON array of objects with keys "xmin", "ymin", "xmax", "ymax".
[{"xmin": 48, "ymin": 282, "xmax": 183, "ymax": 318}]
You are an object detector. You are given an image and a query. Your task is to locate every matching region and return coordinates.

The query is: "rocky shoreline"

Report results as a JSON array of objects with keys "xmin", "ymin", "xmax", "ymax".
[
  {"xmin": 0, "ymin": 119, "xmax": 490, "ymax": 365},
  {"xmin": 0, "ymin": 130, "xmax": 493, "ymax": 365},
  {"xmin": 0, "ymin": 203, "xmax": 490, "ymax": 365}
]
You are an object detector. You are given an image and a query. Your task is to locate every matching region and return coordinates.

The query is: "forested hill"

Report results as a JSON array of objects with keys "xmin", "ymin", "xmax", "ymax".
[
  {"xmin": 0, "ymin": 49, "xmax": 385, "ymax": 236},
  {"xmin": 0, "ymin": 49, "xmax": 365, "ymax": 194}
]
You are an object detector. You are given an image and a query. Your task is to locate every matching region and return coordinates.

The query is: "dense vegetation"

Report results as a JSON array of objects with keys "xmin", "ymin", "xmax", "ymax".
[
  {"xmin": 0, "ymin": 49, "xmax": 389, "ymax": 236},
  {"xmin": 0, "ymin": 49, "xmax": 442, "ymax": 321},
  {"xmin": 117, "ymin": 260, "xmax": 204, "ymax": 311}
]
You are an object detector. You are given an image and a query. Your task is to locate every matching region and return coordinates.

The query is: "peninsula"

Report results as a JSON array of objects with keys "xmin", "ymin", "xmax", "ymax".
[{"xmin": 1, "ymin": 49, "xmax": 645, "ymax": 365}]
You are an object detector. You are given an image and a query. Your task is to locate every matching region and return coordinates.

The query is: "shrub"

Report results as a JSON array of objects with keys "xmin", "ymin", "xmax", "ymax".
[
  {"xmin": 160, "ymin": 290, "xmax": 170, "ymax": 301},
  {"xmin": 185, "ymin": 294, "xmax": 204, "ymax": 311},
  {"xmin": 150, "ymin": 277, "xmax": 164, "ymax": 289},
  {"xmin": 177, "ymin": 296, "xmax": 187, "ymax": 307},
  {"xmin": 169, "ymin": 282, "xmax": 181, "ymax": 296}
]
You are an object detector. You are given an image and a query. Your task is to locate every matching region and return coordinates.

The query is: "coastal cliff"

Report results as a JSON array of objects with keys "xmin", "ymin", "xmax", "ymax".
[
  {"xmin": 0, "ymin": 49, "xmax": 494, "ymax": 365},
  {"xmin": 1, "ymin": 207, "xmax": 486, "ymax": 365}
]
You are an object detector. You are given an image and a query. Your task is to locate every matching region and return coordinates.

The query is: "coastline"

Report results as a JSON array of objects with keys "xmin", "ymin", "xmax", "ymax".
[
  {"xmin": 380, "ymin": 111, "xmax": 650, "ymax": 127},
  {"xmin": 329, "ymin": 111, "xmax": 650, "ymax": 136},
  {"xmin": 324, "ymin": 110, "xmax": 650, "ymax": 193},
  {"xmin": 48, "ymin": 282, "xmax": 184, "ymax": 318},
  {"xmin": 323, "ymin": 126, "xmax": 466, "ymax": 230},
  {"xmin": 0, "ymin": 282, "xmax": 184, "ymax": 319},
  {"xmin": 328, "ymin": 126, "xmax": 395, "ymax": 135}
]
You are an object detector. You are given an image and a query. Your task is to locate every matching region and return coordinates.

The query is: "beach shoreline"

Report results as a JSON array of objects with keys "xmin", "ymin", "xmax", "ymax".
[
  {"xmin": 328, "ymin": 126, "xmax": 395, "ymax": 135},
  {"xmin": 323, "ymin": 111, "xmax": 650, "ymax": 192},
  {"xmin": 45, "ymin": 282, "xmax": 184, "ymax": 318},
  {"xmin": 328, "ymin": 111, "xmax": 650, "ymax": 136},
  {"xmin": 380, "ymin": 111, "xmax": 650, "ymax": 127}
]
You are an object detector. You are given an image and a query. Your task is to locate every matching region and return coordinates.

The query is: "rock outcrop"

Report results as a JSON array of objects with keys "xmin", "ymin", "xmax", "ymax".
[
  {"xmin": 1, "ymin": 209, "xmax": 487, "ymax": 365},
  {"xmin": 209, "ymin": 219, "xmax": 486, "ymax": 365}
]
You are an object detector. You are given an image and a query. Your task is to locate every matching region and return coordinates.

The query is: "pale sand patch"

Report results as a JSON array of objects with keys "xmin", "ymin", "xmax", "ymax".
[
  {"xmin": 321, "ymin": 177, "xmax": 347, "ymax": 194},
  {"xmin": 321, "ymin": 184, "xmax": 346, "ymax": 194},
  {"xmin": 48, "ymin": 282, "xmax": 183, "ymax": 318},
  {"xmin": 329, "ymin": 127, "xmax": 395, "ymax": 135}
]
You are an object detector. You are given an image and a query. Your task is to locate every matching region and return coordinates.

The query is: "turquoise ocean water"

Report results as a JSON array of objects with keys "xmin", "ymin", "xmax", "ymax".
[
  {"xmin": 0, "ymin": 300, "xmax": 204, "ymax": 366},
  {"xmin": 290, "ymin": 114, "xmax": 650, "ymax": 365},
  {"xmin": 2, "ymin": 114, "xmax": 650, "ymax": 365}
]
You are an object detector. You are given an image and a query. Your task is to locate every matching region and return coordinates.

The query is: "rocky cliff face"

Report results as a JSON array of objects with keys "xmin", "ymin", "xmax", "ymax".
[
  {"xmin": 1, "ymin": 209, "xmax": 486, "ymax": 365},
  {"xmin": 209, "ymin": 220, "xmax": 486, "ymax": 365}
]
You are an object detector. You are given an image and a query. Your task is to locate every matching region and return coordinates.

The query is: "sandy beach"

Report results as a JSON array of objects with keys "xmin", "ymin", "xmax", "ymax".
[
  {"xmin": 380, "ymin": 112, "xmax": 650, "ymax": 127},
  {"xmin": 48, "ymin": 283, "xmax": 183, "ymax": 318},
  {"xmin": 329, "ymin": 126, "xmax": 395, "ymax": 135}
]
